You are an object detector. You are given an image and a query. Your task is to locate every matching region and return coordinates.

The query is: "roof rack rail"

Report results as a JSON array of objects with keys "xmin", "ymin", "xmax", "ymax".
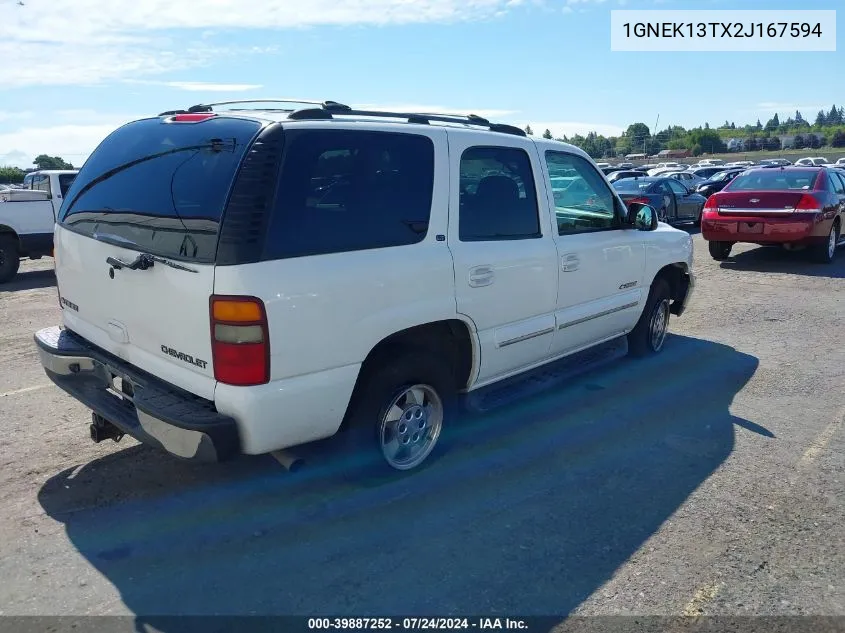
[
  {"xmin": 164, "ymin": 99, "xmax": 526, "ymax": 137},
  {"xmin": 287, "ymin": 105, "xmax": 527, "ymax": 137}
]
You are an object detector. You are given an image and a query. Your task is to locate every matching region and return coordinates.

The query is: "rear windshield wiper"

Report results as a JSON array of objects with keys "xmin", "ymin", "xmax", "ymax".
[{"xmin": 106, "ymin": 252, "xmax": 198, "ymax": 273}]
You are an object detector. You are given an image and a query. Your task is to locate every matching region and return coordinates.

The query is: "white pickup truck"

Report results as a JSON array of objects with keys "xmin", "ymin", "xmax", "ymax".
[{"xmin": 0, "ymin": 169, "xmax": 77, "ymax": 282}]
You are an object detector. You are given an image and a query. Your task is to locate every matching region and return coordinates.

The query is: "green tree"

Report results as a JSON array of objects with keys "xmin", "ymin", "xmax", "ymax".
[
  {"xmin": 793, "ymin": 134, "xmax": 806, "ymax": 149},
  {"xmin": 827, "ymin": 104, "xmax": 842, "ymax": 126},
  {"xmin": 0, "ymin": 166, "xmax": 26, "ymax": 184},
  {"xmin": 764, "ymin": 113, "xmax": 779, "ymax": 131},
  {"xmin": 687, "ymin": 128, "xmax": 727, "ymax": 154},
  {"xmin": 524, "ymin": 124, "xmax": 533, "ymax": 136},
  {"xmin": 807, "ymin": 134, "xmax": 822, "ymax": 149},
  {"xmin": 542, "ymin": 129, "xmax": 552, "ymax": 140},
  {"xmin": 814, "ymin": 110, "xmax": 827, "ymax": 127},
  {"xmin": 831, "ymin": 130, "xmax": 845, "ymax": 148},
  {"xmin": 33, "ymin": 154, "xmax": 74, "ymax": 170},
  {"xmin": 624, "ymin": 123, "xmax": 651, "ymax": 152}
]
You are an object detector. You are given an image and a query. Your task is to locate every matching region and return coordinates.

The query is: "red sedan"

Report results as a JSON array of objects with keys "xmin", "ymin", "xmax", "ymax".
[{"xmin": 701, "ymin": 166, "xmax": 844, "ymax": 264}]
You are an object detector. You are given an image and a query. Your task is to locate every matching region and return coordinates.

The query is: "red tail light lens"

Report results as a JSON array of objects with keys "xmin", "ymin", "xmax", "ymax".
[
  {"xmin": 796, "ymin": 194, "xmax": 821, "ymax": 211},
  {"xmin": 210, "ymin": 295, "xmax": 269, "ymax": 386},
  {"xmin": 703, "ymin": 195, "xmax": 718, "ymax": 210},
  {"xmin": 170, "ymin": 113, "xmax": 217, "ymax": 123},
  {"xmin": 627, "ymin": 197, "xmax": 651, "ymax": 206}
]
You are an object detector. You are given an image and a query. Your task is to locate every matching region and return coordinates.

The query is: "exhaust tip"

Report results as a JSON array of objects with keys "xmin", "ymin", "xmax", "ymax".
[{"xmin": 271, "ymin": 450, "xmax": 305, "ymax": 473}]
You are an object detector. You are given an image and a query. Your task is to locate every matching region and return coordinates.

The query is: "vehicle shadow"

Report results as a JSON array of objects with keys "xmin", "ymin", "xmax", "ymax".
[
  {"xmin": 0, "ymin": 268, "xmax": 56, "ymax": 292},
  {"xmin": 720, "ymin": 245, "xmax": 845, "ymax": 279},
  {"xmin": 38, "ymin": 335, "xmax": 762, "ymax": 626}
]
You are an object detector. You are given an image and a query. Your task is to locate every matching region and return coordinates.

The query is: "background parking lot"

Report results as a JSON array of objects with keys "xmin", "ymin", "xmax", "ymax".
[{"xmin": 0, "ymin": 232, "xmax": 842, "ymax": 621}]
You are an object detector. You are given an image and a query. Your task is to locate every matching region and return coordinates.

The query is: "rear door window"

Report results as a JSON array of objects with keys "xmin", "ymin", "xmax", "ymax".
[
  {"xmin": 459, "ymin": 146, "xmax": 541, "ymax": 241},
  {"xmin": 58, "ymin": 116, "xmax": 262, "ymax": 263},
  {"xmin": 263, "ymin": 129, "xmax": 435, "ymax": 260}
]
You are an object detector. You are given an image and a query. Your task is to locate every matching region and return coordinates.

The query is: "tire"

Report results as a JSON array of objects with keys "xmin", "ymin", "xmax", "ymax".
[
  {"xmin": 628, "ymin": 278, "xmax": 671, "ymax": 357},
  {"xmin": 708, "ymin": 240, "xmax": 733, "ymax": 261},
  {"xmin": 340, "ymin": 350, "xmax": 456, "ymax": 479},
  {"xmin": 0, "ymin": 235, "xmax": 21, "ymax": 283},
  {"xmin": 810, "ymin": 221, "xmax": 839, "ymax": 264}
]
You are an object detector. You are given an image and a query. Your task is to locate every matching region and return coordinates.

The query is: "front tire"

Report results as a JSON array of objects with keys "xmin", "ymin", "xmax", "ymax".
[
  {"xmin": 0, "ymin": 235, "xmax": 21, "ymax": 283},
  {"xmin": 708, "ymin": 240, "xmax": 733, "ymax": 261},
  {"xmin": 628, "ymin": 278, "xmax": 671, "ymax": 357},
  {"xmin": 810, "ymin": 221, "xmax": 839, "ymax": 264},
  {"xmin": 341, "ymin": 350, "xmax": 455, "ymax": 478}
]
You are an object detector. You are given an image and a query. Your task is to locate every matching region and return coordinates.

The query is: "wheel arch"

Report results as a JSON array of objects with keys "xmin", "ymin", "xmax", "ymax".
[
  {"xmin": 653, "ymin": 262, "xmax": 692, "ymax": 316},
  {"xmin": 339, "ymin": 318, "xmax": 479, "ymax": 431}
]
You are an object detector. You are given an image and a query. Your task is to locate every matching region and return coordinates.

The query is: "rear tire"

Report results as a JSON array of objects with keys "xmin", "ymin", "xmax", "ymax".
[
  {"xmin": 810, "ymin": 221, "xmax": 839, "ymax": 264},
  {"xmin": 708, "ymin": 240, "xmax": 733, "ymax": 261},
  {"xmin": 628, "ymin": 278, "xmax": 671, "ymax": 357},
  {"xmin": 340, "ymin": 350, "xmax": 456, "ymax": 480},
  {"xmin": 0, "ymin": 235, "xmax": 20, "ymax": 283}
]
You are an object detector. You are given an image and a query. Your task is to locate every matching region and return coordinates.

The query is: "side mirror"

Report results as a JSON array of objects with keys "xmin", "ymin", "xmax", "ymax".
[{"xmin": 626, "ymin": 202, "xmax": 658, "ymax": 231}]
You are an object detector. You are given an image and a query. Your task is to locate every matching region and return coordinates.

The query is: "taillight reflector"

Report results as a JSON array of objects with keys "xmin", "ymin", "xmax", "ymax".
[{"xmin": 210, "ymin": 295, "xmax": 269, "ymax": 386}]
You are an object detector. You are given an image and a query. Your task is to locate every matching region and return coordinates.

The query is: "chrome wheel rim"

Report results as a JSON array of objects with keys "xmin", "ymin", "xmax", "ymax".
[
  {"xmin": 649, "ymin": 299, "xmax": 670, "ymax": 351},
  {"xmin": 378, "ymin": 384, "xmax": 443, "ymax": 470},
  {"xmin": 828, "ymin": 227, "xmax": 837, "ymax": 259}
]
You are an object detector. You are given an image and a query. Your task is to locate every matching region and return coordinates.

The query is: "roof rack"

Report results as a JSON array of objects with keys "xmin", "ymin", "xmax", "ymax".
[{"xmin": 162, "ymin": 99, "xmax": 526, "ymax": 137}]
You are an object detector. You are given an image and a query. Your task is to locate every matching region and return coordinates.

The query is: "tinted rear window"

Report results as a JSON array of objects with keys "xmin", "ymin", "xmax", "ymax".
[
  {"xmin": 58, "ymin": 116, "xmax": 261, "ymax": 263},
  {"xmin": 727, "ymin": 170, "xmax": 819, "ymax": 191},
  {"xmin": 613, "ymin": 178, "xmax": 652, "ymax": 192},
  {"xmin": 263, "ymin": 129, "xmax": 434, "ymax": 260}
]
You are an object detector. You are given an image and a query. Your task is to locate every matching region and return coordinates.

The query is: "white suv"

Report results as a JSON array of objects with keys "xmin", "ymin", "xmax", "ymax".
[{"xmin": 34, "ymin": 99, "xmax": 695, "ymax": 474}]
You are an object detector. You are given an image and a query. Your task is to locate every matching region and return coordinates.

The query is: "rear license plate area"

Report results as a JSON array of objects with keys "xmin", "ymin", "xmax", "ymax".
[{"xmin": 739, "ymin": 222, "xmax": 764, "ymax": 234}]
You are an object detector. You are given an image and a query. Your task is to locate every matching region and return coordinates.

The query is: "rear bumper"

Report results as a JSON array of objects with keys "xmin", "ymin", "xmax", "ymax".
[
  {"xmin": 701, "ymin": 213, "xmax": 826, "ymax": 244},
  {"xmin": 34, "ymin": 326, "xmax": 240, "ymax": 462}
]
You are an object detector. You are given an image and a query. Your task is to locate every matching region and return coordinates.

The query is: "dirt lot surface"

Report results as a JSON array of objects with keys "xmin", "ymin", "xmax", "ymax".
[{"xmin": 0, "ymin": 235, "xmax": 842, "ymax": 627}]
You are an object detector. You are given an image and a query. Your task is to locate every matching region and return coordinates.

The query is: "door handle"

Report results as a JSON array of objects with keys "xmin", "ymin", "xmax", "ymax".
[
  {"xmin": 468, "ymin": 265, "xmax": 494, "ymax": 287},
  {"xmin": 561, "ymin": 253, "xmax": 580, "ymax": 272}
]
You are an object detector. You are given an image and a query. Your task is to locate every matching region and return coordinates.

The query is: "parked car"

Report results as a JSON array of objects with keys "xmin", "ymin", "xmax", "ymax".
[
  {"xmin": 0, "ymin": 170, "xmax": 77, "ymax": 282},
  {"xmin": 663, "ymin": 170, "xmax": 707, "ymax": 189},
  {"xmin": 617, "ymin": 162, "xmax": 634, "ymax": 169},
  {"xmin": 702, "ymin": 166, "xmax": 844, "ymax": 264},
  {"xmin": 33, "ymin": 100, "xmax": 695, "ymax": 475},
  {"xmin": 648, "ymin": 162, "xmax": 689, "ymax": 177},
  {"xmin": 690, "ymin": 166, "xmax": 730, "ymax": 180},
  {"xmin": 696, "ymin": 159, "xmax": 726, "ymax": 167},
  {"xmin": 606, "ymin": 170, "xmax": 649, "ymax": 183},
  {"xmin": 759, "ymin": 159, "xmax": 792, "ymax": 167},
  {"xmin": 794, "ymin": 157, "xmax": 832, "ymax": 167},
  {"xmin": 612, "ymin": 177, "xmax": 707, "ymax": 225},
  {"xmin": 694, "ymin": 168, "xmax": 746, "ymax": 198}
]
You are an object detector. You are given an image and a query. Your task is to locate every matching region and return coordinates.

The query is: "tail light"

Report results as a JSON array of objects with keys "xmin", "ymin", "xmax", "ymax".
[
  {"xmin": 210, "ymin": 295, "xmax": 270, "ymax": 386},
  {"xmin": 169, "ymin": 113, "xmax": 217, "ymax": 123},
  {"xmin": 703, "ymin": 195, "xmax": 718, "ymax": 211},
  {"xmin": 627, "ymin": 197, "xmax": 651, "ymax": 206},
  {"xmin": 796, "ymin": 194, "xmax": 822, "ymax": 211}
]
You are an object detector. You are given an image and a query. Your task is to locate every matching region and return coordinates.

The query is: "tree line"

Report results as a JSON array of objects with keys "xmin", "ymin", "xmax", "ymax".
[
  {"xmin": 524, "ymin": 104, "xmax": 845, "ymax": 159},
  {"xmin": 0, "ymin": 155, "xmax": 75, "ymax": 183}
]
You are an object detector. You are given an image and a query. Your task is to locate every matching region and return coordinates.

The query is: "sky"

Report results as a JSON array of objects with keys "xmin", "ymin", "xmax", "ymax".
[{"xmin": 0, "ymin": 0, "xmax": 841, "ymax": 169}]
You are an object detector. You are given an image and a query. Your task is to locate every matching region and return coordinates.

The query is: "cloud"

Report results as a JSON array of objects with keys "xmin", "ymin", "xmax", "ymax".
[
  {"xmin": 0, "ymin": 113, "xmax": 142, "ymax": 169},
  {"xmin": 0, "ymin": 0, "xmax": 589, "ymax": 88}
]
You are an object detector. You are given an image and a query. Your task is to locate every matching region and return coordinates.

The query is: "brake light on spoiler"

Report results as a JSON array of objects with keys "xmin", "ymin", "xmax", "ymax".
[
  {"xmin": 210, "ymin": 295, "xmax": 270, "ymax": 386},
  {"xmin": 168, "ymin": 113, "xmax": 218, "ymax": 123}
]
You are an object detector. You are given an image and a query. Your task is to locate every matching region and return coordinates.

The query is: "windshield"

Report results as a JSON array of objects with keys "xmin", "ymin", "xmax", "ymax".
[
  {"xmin": 726, "ymin": 170, "xmax": 819, "ymax": 191},
  {"xmin": 58, "ymin": 116, "xmax": 261, "ymax": 263}
]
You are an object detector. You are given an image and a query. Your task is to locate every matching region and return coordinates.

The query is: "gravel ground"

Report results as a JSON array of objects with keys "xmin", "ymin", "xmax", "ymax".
[{"xmin": 0, "ymin": 235, "xmax": 842, "ymax": 626}]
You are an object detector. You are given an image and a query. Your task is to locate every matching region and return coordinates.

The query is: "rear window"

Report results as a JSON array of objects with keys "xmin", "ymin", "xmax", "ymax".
[
  {"xmin": 727, "ymin": 170, "xmax": 819, "ymax": 191},
  {"xmin": 58, "ymin": 174, "xmax": 76, "ymax": 198},
  {"xmin": 263, "ymin": 129, "xmax": 435, "ymax": 260},
  {"xmin": 613, "ymin": 179, "xmax": 651, "ymax": 192},
  {"xmin": 58, "ymin": 116, "xmax": 261, "ymax": 263}
]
